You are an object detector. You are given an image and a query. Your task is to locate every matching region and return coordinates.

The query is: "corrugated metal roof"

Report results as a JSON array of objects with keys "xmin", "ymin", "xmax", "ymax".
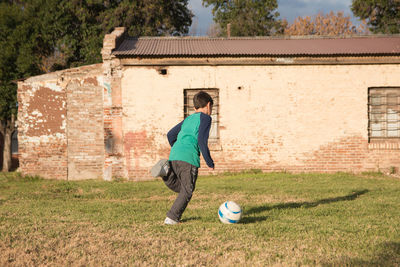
[{"xmin": 112, "ymin": 36, "xmax": 400, "ymax": 57}]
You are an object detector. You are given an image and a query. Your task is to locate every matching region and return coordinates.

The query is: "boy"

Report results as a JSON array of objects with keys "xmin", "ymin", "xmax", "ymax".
[{"xmin": 151, "ymin": 91, "xmax": 215, "ymax": 225}]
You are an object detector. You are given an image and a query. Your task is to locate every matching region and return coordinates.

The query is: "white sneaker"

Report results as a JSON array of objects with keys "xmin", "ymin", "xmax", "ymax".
[
  {"xmin": 164, "ymin": 217, "xmax": 179, "ymax": 225},
  {"xmin": 151, "ymin": 159, "xmax": 170, "ymax": 178}
]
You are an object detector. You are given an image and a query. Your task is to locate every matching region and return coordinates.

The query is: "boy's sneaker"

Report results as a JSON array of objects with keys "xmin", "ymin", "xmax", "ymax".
[
  {"xmin": 151, "ymin": 159, "xmax": 170, "ymax": 178},
  {"xmin": 164, "ymin": 217, "xmax": 179, "ymax": 225}
]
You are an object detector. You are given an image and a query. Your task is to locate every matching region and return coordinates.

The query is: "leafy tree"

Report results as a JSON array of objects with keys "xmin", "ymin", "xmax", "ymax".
[
  {"xmin": 284, "ymin": 11, "xmax": 369, "ymax": 36},
  {"xmin": 202, "ymin": 0, "xmax": 283, "ymax": 36},
  {"xmin": 351, "ymin": 0, "xmax": 400, "ymax": 34},
  {"xmin": 21, "ymin": 0, "xmax": 194, "ymax": 68},
  {"xmin": 0, "ymin": 0, "xmax": 193, "ymax": 171},
  {"xmin": 207, "ymin": 23, "xmax": 223, "ymax": 37},
  {"xmin": 0, "ymin": 83, "xmax": 17, "ymax": 172},
  {"xmin": 0, "ymin": 2, "xmax": 39, "ymax": 171}
]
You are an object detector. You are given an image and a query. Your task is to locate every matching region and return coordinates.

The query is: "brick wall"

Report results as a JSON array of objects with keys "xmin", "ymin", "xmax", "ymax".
[
  {"xmin": 66, "ymin": 76, "xmax": 104, "ymax": 180},
  {"xmin": 102, "ymin": 27, "xmax": 125, "ymax": 180},
  {"xmin": 17, "ymin": 64, "xmax": 104, "ymax": 180},
  {"xmin": 121, "ymin": 64, "xmax": 400, "ymax": 178},
  {"xmin": 17, "ymin": 80, "xmax": 68, "ymax": 179},
  {"xmin": 16, "ymin": 27, "xmax": 400, "ymax": 180},
  {"xmin": 17, "ymin": 61, "xmax": 400, "ymax": 180},
  {"xmin": 17, "ymin": 27, "xmax": 125, "ymax": 180}
]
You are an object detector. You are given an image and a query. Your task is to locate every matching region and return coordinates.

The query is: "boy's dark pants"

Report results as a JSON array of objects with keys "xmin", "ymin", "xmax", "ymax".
[{"xmin": 163, "ymin": 160, "xmax": 198, "ymax": 222}]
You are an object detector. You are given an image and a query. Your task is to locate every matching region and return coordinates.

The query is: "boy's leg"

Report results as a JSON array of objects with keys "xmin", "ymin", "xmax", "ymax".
[
  {"xmin": 166, "ymin": 161, "xmax": 198, "ymax": 222},
  {"xmin": 163, "ymin": 161, "xmax": 180, "ymax": 193}
]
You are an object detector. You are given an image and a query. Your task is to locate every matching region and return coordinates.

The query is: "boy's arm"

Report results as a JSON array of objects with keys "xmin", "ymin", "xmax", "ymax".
[
  {"xmin": 198, "ymin": 113, "xmax": 214, "ymax": 169},
  {"xmin": 167, "ymin": 121, "xmax": 183, "ymax": 147}
]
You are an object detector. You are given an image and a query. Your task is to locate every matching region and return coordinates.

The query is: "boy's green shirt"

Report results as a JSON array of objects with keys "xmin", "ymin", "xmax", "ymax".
[{"xmin": 168, "ymin": 112, "xmax": 214, "ymax": 168}]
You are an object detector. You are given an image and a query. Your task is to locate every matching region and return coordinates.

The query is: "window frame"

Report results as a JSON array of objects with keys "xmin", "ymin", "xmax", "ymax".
[
  {"xmin": 183, "ymin": 88, "xmax": 220, "ymax": 144},
  {"xmin": 368, "ymin": 87, "xmax": 400, "ymax": 143}
]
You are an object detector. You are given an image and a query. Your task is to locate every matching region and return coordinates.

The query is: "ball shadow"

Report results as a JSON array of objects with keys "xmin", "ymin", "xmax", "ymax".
[{"xmin": 241, "ymin": 189, "xmax": 369, "ymax": 224}]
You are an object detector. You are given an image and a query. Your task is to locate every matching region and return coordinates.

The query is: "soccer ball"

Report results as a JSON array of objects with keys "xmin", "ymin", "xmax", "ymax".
[{"xmin": 218, "ymin": 201, "xmax": 242, "ymax": 224}]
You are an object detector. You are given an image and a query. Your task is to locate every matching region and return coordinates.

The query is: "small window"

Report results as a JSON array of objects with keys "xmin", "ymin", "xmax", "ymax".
[
  {"xmin": 11, "ymin": 130, "xmax": 18, "ymax": 154},
  {"xmin": 368, "ymin": 87, "xmax": 400, "ymax": 141},
  {"xmin": 184, "ymin": 89, "xmax": 219, "ymax": 143}
]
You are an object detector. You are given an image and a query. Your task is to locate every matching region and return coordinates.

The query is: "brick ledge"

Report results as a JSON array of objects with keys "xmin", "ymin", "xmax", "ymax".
[{"xmin": 368, "ymin": 141, "xmax": 400, "ymax": 150}]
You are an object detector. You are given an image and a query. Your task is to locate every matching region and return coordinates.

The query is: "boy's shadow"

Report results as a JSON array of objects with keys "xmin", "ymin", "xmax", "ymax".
[
  {"xmin": 241, "ymin": 189, "xmax": 369, "ymax": 224},
  {"xmin": 181, "ymin": 217, "xmax": 201, "ymax": 223}
]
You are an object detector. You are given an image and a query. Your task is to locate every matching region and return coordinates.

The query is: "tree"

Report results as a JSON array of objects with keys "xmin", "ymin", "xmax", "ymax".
[
  {"xmin": 207, "ymin": 23, "xmax": 222, "ymax": 37},
  {"xmin": 0, "ymin": 2, "xmax": 38, "ymax": 171},
  {"xmin": 20, "ymin": 0, "xmax": 194, "ymax": 68},
  {"xmin": 351, "ymin": 0, "xmax": 400, "ymax": 34},
  {"xmin": 0, "ymin": 0, "xmax": 193, "ymax": 171},
  {"xmin": 0, "ymin": 85, "xmax": 16, "ymax": 172},
  {"xmin": 202, "ymin": 0, "xmax": 283, "ymax": 36},
  {"xmin": 284, "ymin": 11, "xmax": 369, "ymax": 36}
]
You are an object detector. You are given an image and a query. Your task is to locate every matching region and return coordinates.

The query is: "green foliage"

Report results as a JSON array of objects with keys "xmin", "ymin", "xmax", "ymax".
[
  {"xmin": 202, "ymin": 0, "xmax": 283, "ymax": 36},
  {"xmin": 0, "ymin": 3, "xmax": 29, "ymax": 121},
  {"xmin": 11, "ymin": 0, "xmax": 193, "ymax": 69},
  {"xmin": 351, "ymin": 0, "xmax": 400, "ymax": 34},
  {"xmin": 0, "ymin": 0, "xmax": 193, "ymax": 130},
  {"xmin": 101, "ymin": 0, "xmax": 193, "ymax": 37},
  {"xmin": 0, "ymin": 83, "xmax": 17, "ymax": 121}
]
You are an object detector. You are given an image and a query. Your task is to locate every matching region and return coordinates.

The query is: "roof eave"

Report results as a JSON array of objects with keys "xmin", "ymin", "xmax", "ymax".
[{"xmin": 113, "ymin": 53, "xmax": 400, "ymax": 58}]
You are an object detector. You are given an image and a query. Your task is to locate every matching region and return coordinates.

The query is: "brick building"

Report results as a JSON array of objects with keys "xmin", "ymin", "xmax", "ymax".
[{"xmin": 17, "ymin": 28, "xmax": 400, "ymax": 180}]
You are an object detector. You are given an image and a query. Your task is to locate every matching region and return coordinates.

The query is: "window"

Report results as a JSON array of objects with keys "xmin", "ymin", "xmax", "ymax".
[
  {"xmin": 368, "ymin": 87, "xmax": 400, "ymax": 141},
  {"xmin": 11, "ymin": 130, "xmax": 18, "ymax": 154},
  {"xmin": 184, "ymin": 89, "xmax": 219, "ymax": 143}
]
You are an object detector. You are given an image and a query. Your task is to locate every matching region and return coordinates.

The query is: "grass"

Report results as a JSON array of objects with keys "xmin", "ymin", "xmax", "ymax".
[{"xmin": 0, "ymin": 171, "xmax": 399, "ymax": 266}]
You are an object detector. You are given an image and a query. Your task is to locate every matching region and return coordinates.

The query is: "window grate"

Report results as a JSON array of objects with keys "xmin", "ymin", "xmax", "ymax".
[
  {"xmin": 368, "ymin": 87, "xmax": 400, "ymax": 140},
  {"xmin": 184, "ymin": 89, "xmax": 219, "ymax": 142}
]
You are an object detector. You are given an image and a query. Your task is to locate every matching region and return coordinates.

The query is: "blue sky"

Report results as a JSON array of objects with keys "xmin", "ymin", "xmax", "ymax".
[{"xmin": 188, "ymin": 0, "xmax": 361, "ymax": 36}]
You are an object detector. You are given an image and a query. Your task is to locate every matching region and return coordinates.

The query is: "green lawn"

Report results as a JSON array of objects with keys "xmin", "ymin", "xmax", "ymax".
[{"xmin": 0, "ymin": 171, "xmax": 399, "ymax": 266}]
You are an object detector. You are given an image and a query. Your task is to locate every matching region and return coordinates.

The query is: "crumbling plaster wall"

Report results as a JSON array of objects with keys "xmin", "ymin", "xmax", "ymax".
[
  {"xmin": 121, "ymin": 63, "xmax": 400, "ymax": 177},
  {"xmin": 17, "ymin": 27, "xmax": 125, "ymax": 180},
  {"xmin": 16, "ymin": 26, "xmax": 400, "ymax": 180},
  {"xmin": 17, "ymin": 64, "xmax": 105, "ymax": 180}
]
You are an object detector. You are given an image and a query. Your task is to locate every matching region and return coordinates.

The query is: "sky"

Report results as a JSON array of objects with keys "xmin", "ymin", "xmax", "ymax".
[{"xmin": 188, "ymin": 0, "xmax": 361, "ymax": 36}]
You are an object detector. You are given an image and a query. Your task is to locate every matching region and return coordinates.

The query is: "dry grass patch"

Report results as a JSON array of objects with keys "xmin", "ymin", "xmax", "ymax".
[{"xmin": 1, "ymin": 172, "xmax": 400, "ymax": 266}]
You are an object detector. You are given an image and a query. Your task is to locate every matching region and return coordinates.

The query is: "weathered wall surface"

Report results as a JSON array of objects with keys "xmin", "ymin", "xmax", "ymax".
[
  {"xmin": 18, "ymin": 77, "xmax": 68, "ymax": 179},
  {"xmin": 17, "ymin": 29, "xmax": 400, "ymax": 181},
  {"xmin": 121, "ymin": 64, "xmax": 400, "ymax": 178},
  {"xmin": 17, "ymin": 64, "xmax": 104, "ymax": 180},
  {"xmin": 66, "ymin": 74, "xmax": 104, "ymax": 180},
  {"xmin": 102, "ymin": 27, "xmax": 126, "ymax": 180}
]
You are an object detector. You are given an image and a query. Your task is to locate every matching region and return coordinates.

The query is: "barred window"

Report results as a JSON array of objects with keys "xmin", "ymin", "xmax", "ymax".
[
  {"xmin": 368, "ymin": 87, "xmax": 400, "ymax": 140},
  {"xmin": 184, "ymin": 89, "xmax": 219, "ymax": 143}
]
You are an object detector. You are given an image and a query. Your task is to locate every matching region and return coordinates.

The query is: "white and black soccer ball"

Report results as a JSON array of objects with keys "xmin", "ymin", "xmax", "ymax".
[{"xmin": 218, "ymin": 201, "xmax": 242, "ymax": 224}]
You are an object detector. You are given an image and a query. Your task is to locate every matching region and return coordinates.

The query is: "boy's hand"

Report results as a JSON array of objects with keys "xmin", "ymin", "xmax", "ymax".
[{"xmin": 209, "ymin": 167, "xmax": 214, "ymax": 171}]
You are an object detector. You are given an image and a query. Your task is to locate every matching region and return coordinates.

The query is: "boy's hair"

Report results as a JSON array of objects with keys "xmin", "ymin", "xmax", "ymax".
[{"xmin": 193, "ymin": 91, "xmax": 213, "ymax": 109}]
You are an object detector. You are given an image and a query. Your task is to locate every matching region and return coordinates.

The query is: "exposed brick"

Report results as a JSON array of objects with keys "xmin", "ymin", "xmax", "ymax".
[
  {"xmin": 66, "ymin": 77, "xmax": 104, "ymax": 180},
  {"xmin": 17, "ymin": 64, "xmax": 104, "ymax": 180},
  {"xmin": 16, "ymin": 27, "xmax": 400, "ymax": 180}
]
